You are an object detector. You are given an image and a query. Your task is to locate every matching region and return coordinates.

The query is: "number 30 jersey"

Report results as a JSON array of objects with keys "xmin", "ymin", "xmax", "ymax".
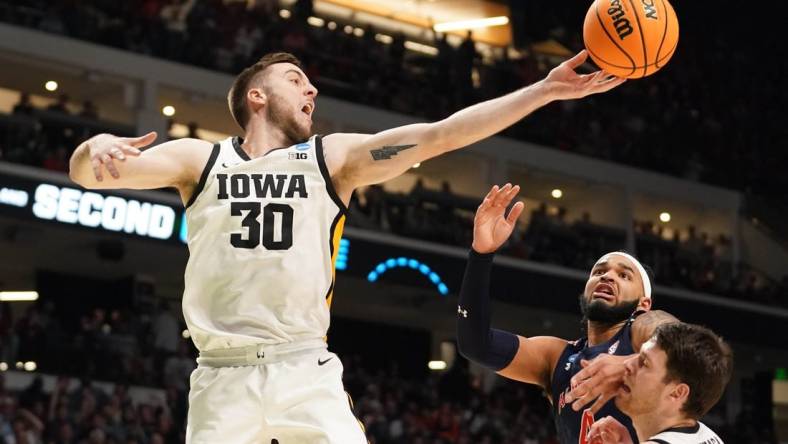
[{"xmin": 182, "ymin": 135, "xmax": 346, "ymax": 352}]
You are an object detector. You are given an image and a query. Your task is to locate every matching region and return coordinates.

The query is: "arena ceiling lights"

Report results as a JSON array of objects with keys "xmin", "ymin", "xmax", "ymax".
[
  {"xmin": 0, "ymin": 291, "xmax": 39, "ymax": 302},
  {"xmin": 433, "ymin": 15, "xmax": 509, "ymax": 33},
  {"xmin": 316, "ymin": 0, "xmax": 512, "ymax": 46}
]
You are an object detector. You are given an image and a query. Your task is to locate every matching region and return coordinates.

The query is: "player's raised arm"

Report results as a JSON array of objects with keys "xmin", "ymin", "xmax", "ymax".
[
  {"xmin": 68, "ymin": 132, "xmax": 213, "ymax": 203},
  {"xmin": 456, "ymin": 184, "xmax": 567, "ymax": 388},
  {"xmin": 322, "ymin": 51, "xmax": 625, "ymax": 195}
]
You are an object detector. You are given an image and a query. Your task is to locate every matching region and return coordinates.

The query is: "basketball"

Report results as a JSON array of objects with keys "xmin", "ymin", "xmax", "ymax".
[{"xmin": 583, "ymin": 0, "xmax": 679, "ymax": 78}]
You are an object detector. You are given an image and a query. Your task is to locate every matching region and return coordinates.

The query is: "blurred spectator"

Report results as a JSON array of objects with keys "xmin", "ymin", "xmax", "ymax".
[
  {"xmin": 12, "ymin": 93, "xmax": 34, "ymax": 116},
  {"xmin": 79, "ymin": 101, "xmax": 99, "ymax": 120},
  {"xmin": 152, "ymin": 301, "xmax": 179, "ymax": 370},
  {"xmin": 186, "ymin": 122, "xmax": 199, "ymax": 139},
  {"xmin": 0, "ymin": 304, "xmax": 15, "ymax": 363},
  {"xmin": 163, "ymin": 342, "xmax": 195, "ymax": 392},
  {"xmin": 47, "ymin": 94, "xmax": 70, "ymax": 114},
  {"xmin": 42, "ymin": 146, "xmax": 69, "ymax": 172},
  {"xmin": 293, "ymin": 0, "xmax": 314, "ymax": 21}
]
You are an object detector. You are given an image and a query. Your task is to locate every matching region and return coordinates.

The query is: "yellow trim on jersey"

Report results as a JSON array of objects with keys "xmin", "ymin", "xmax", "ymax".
[
  {"xmin": 325, "ymin": 214, "xmax": 346, "ymax": 309},
  {"xmin": 346, "ymin": 391, "xmax": 367, "ymax": 436}
]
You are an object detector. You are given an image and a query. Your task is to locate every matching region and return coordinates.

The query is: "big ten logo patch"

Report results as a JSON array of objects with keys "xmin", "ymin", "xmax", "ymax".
[{"xmin": 289, "ymin": 152, "xmax": 308, "ymax": 160}]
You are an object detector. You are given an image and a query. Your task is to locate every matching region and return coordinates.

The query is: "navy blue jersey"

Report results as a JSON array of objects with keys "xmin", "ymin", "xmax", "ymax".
[{"xmin": 551, "ymin": 314, "xmax": 640, "ymax": 444}]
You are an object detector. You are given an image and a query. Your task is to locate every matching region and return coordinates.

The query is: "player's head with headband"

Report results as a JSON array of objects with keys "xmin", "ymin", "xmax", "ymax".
[{"xmin": 580, "ymin": 251, "xmax": 654, "ymax": 326}]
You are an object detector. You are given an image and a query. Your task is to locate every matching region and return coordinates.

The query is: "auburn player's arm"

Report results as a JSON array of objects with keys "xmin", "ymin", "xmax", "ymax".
[
  {"xmin": 564, "ymin": 310, "xmax": 681, "ymax": 413},
  {"xmin": 69, "ymin": 132, "xmax": 213, "ymax": 204},
  {"xmin": 322, "ymin": 51, "xmax": 624, "ymax": 202},
  {"xmin": 629, "ymin": 309, "xmax": 680, "ymax": 351},
  {"xmin": 455, "ymin": 184, "xmax": 567, "ymax": 389},
  {"xmin": 456, "ymin": 246, "xmax": 567, "ymax": 388}
]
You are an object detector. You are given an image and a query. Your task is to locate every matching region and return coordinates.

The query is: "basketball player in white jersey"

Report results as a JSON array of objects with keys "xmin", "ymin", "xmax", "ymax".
[
  {"xmin": 68, "ymin": 51, "xmax": 624, "ymax": 443},
  {"xmin": 587, "ymin": 322, "xmax": 732, "ymax": 444}
]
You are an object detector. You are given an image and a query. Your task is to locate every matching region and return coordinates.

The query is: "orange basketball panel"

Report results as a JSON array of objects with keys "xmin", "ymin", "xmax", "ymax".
[
  {"xmin": 596, "ymin": 0, "xmax": 647, "ymax": 66},
  {"xmin": 656, "ymin": 0, "xmax": 680, "ymax": 69},
  {"xmin": 583, "ymin": 1, "xmax": 636, "ymax": 75}
]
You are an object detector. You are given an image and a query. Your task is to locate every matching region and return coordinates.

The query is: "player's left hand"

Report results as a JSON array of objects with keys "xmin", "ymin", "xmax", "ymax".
[
  {"xmin": 543, "ymin": 50, "xmax": 626, "ymax": 101},
  {"xmin": 471, "ymin": 184, "xmax": 525, "ymax": 254},
  {"xmin": 587, "ymin": 416, "xmax": 634, "ymax": 444},
  {"xmin": 565, "ymin": 353, "xmax": 628, "ymax": 414}
]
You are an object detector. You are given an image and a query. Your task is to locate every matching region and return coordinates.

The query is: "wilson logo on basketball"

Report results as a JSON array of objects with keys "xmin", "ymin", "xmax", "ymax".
[
  {"xmin": 642, "ymin": 0, "xmax": 658, "ymax": 20},
  {"xmin": 607, "ymin": 0, "xmax": 633, "ymax": 40}
]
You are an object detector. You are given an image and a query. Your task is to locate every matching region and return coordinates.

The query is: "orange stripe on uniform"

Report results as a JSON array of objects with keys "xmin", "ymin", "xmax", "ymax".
[{"xmin": 325, "ymin": 214, "xmax": 346, "ymax": 309}]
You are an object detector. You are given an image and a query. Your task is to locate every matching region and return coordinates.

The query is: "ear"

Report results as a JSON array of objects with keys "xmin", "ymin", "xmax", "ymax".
[
  {"xmin": 247, "ymin": 87, "xmax": 267, "ymax": 107},
  {"xmin": 669, "ymin": 382, "xmax": 690, "ymax": 407},
  {"xmin": 638, "ymin": 296, "xmax": 652, "ymax": 311}
]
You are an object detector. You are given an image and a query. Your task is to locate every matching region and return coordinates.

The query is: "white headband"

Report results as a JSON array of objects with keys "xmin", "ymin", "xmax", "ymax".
[{"xmin": 595, "ymin": 252, "xmax": 652, "ymax": 300}]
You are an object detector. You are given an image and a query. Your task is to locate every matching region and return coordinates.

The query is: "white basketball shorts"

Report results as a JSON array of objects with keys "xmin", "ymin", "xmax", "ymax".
[{"xmin": 186, "ymin": 339, "xmax": 367, "ymax": 444}]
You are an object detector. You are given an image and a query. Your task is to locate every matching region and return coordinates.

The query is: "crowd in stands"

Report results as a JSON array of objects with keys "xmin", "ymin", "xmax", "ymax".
[
  {"xmin": 1, "ymin": 88, "xmax": 786, "ymax": 308},
  {"xmin": 1, "ymin": 86, "xmax": 786, "ymax": 309},
  {"xmin": 0, "ymin": 4, "xmax": 783, "ymax": 442},
  {"xmin": 0, "ymin": 0, "xmax": 784, "ymax": 202},
  {"xmin": 0, "ymin": 296, "xmax": 770, "ymax": 444},
  {"xmin": 349, "ymin": 183, "xmax": 788, "ymax": 308},
  {"xmin": 0, "ymin": 298, "xmax": 189, "ymax": 443},
  {"xmin": 0, "ymin": 295, "xmax": 773, "ymax": 443},
  {"xmin": 0, "ymin": 92, "xmax": 132, "ymax": 172},
  {"xmin": 0, "ymin": 296, "xmax": 562, "ymax": 443}
]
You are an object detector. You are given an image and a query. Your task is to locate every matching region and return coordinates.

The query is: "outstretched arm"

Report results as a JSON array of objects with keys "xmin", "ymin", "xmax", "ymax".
[
  {"xmin": 456, "ymin": 184, "xmax": 566, "ymax": 388},
  {"xmin": 69, "ymin": 132, "xmax": 213, "ymax": 204},
  {"xmin": 323, "ymin": 51, "xmax": 625, "ymax": 199}
]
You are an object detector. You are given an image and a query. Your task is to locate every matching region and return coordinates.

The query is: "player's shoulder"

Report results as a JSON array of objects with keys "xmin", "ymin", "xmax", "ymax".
[
  {"xmin": 164, "ymin": 137, "xmax": 215, "ymax": 151},
  {"xmin": 320, "ymin": 132, "xmax": 369, "ymax": 150},
  {"xmin": 319, "ymin": 133, "xmax": 371, "ymax": 178},
  {"xmin": 150, "ymin": 137, "xmax": 215, "ymax": 161},
  {"xmin": 156, "ymin": 138, "xmax": 217, "ymax": 184}
]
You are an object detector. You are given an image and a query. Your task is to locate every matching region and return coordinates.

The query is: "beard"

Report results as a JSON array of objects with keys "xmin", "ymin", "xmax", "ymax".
[
  {"xmin": 266, "ymin": 92, "xmax": 311, "ymax": 145},
  {"xmin": 579, "ymin": 294, "xmax": 640, "ymax": 325}
]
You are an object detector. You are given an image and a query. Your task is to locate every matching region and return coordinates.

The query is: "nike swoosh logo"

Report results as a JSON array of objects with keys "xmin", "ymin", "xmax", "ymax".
[
  {"xmin": 221, "ymin": 162, "xmax": 239, "ymax": 168},
  {"xmin": 318, "ymin": 357, "xmax": 334, "ymax": 366}
]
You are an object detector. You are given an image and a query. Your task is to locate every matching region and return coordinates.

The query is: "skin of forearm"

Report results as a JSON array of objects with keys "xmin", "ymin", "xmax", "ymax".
[{"xmin": 434, "ymin": 80, "xmax": 554, "ymax": 151}]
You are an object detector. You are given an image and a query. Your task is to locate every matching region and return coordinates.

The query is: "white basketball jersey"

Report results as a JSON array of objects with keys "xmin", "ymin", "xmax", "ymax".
[
  {"xmin": 182, "ymin": 135, "xmax": 346, "ymax": 351},
  {"xmin": 649, "ymin": 421, "xmax": 723, "ymax": 444}
]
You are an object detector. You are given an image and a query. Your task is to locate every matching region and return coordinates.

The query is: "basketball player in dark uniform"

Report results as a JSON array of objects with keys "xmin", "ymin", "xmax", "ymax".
[{"xmin": 456, "ymin": 184, "xmax": 679, "ymax": 444}]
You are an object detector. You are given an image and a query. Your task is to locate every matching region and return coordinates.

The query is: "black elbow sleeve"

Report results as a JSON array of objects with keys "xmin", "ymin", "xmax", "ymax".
[{"xmin": 456, "ymin": 250, "xmax": 519, "ymax": 371}]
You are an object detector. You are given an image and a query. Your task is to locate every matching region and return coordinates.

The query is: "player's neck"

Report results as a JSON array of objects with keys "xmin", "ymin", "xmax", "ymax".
[
  {"xmin": 632, "ymin": 411, "xmax": 696, "ymax": 442},
  {"xmin": 585, "ymin": 319, "xmax": 627, "ymax": 346},
  {"xmin": 241, "ymin": 121, "xmax": 293, "ymax": 158}
]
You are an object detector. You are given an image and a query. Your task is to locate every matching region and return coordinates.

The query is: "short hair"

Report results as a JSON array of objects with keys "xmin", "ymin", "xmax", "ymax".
[
  {"xmin": 228, "ymin": 52, "xmax": 302, "ymax": 131},
  {"xmin": 654, "ymin": 323, "xmax": 733, "ymax": 419}
]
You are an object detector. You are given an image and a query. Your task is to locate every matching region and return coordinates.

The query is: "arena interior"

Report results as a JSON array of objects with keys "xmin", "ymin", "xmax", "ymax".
[{"xmin": 0, "ymin": 0, "xmax": 785, "ymax": 443}]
